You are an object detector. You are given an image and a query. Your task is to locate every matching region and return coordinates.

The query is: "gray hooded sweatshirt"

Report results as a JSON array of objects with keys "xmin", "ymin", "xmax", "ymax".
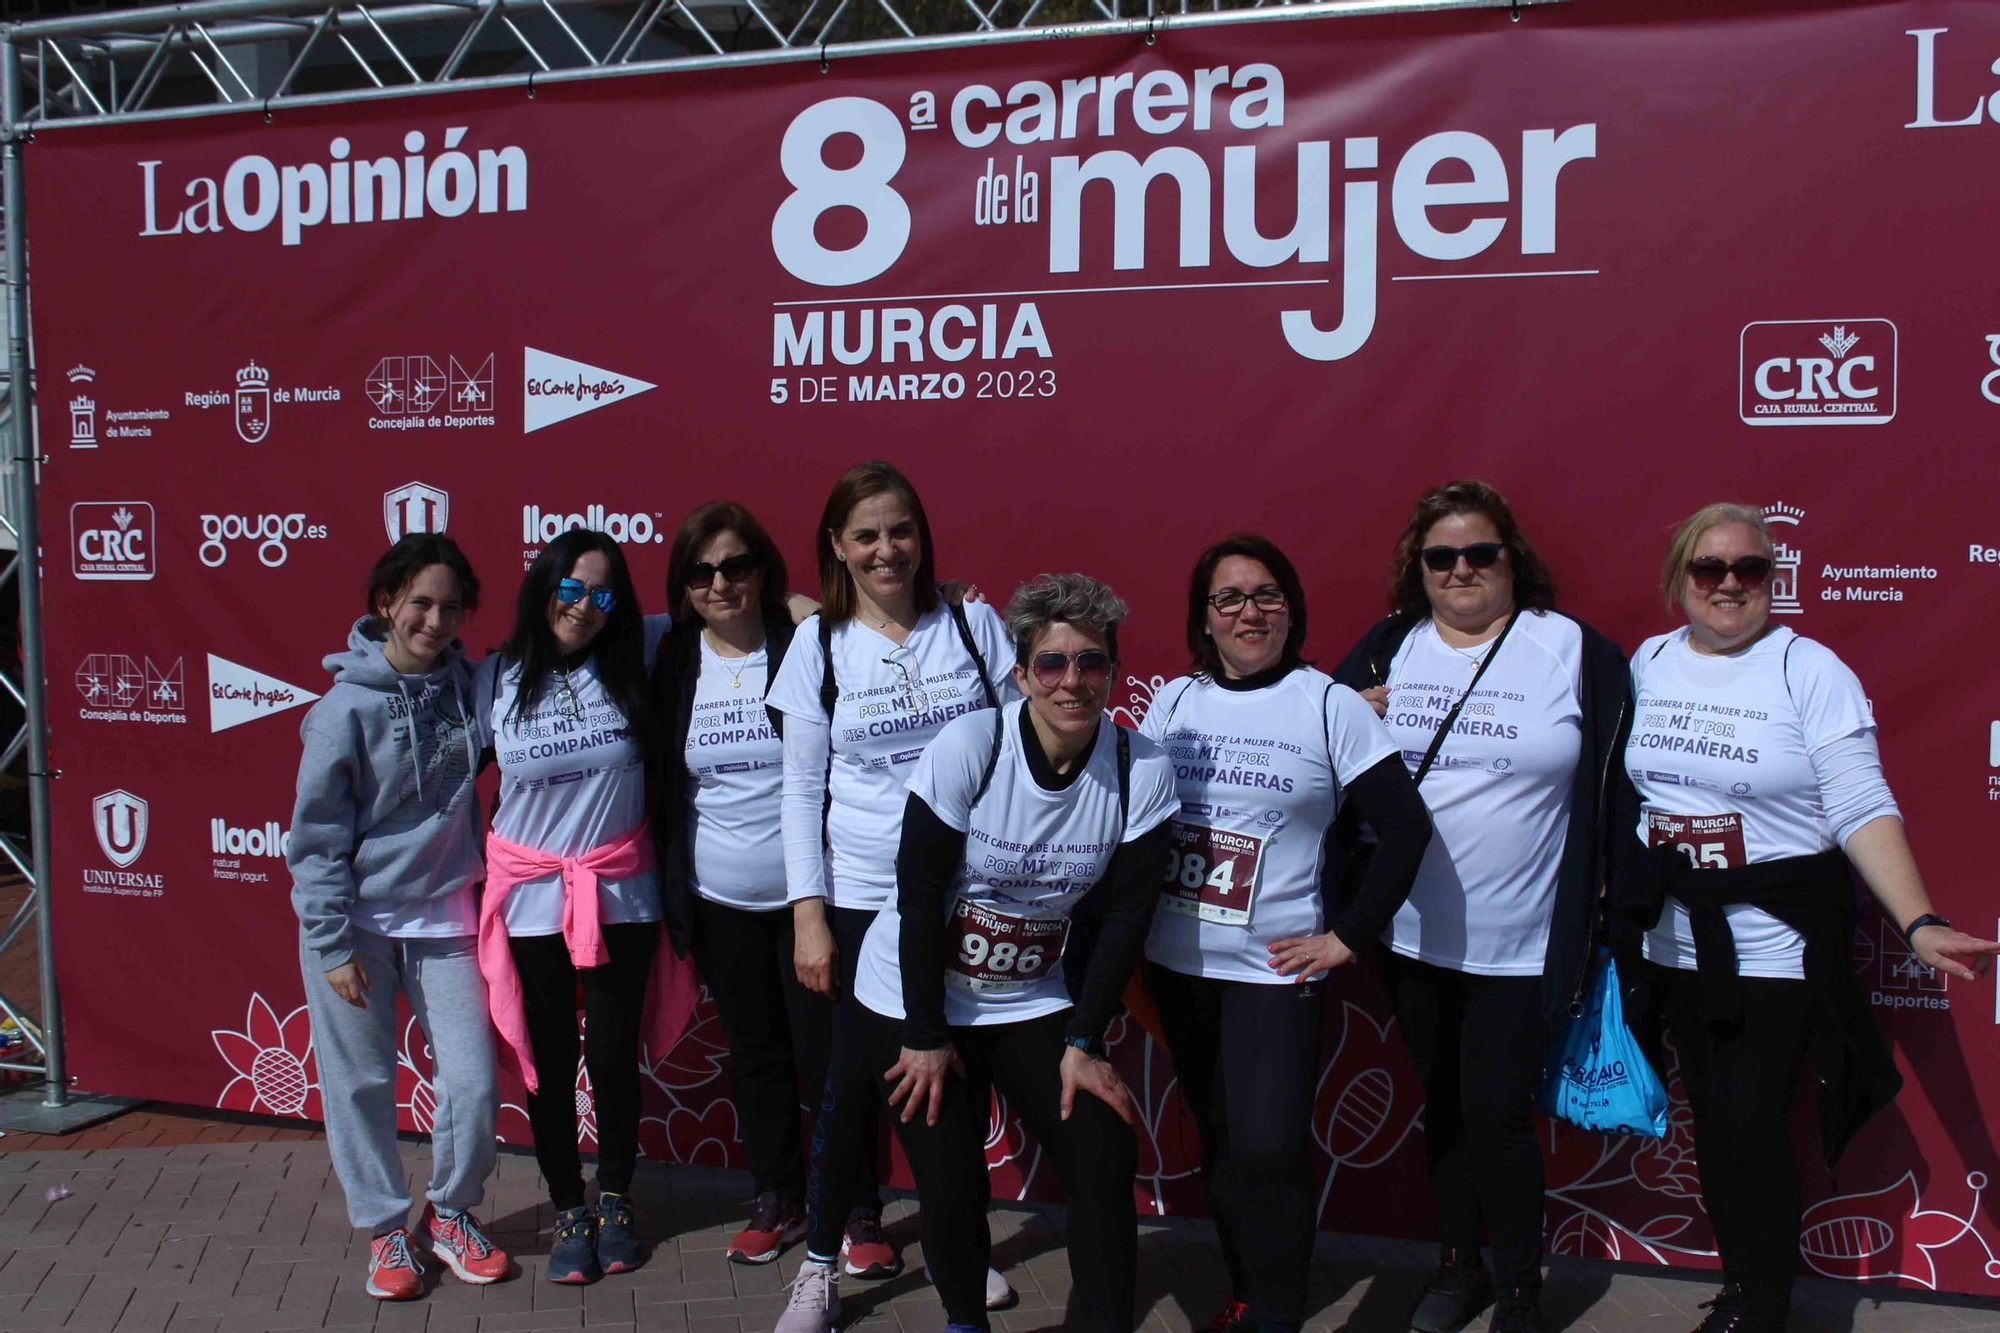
[{"xmin": 288, "ymin": 617, "xmax": 484, "ymax": 968}]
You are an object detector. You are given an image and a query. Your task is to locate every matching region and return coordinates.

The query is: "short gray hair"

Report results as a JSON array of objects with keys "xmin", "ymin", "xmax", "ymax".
[{"xmin": 1004, "ymin": 573, "xmax": 1128, "ymax": 666}]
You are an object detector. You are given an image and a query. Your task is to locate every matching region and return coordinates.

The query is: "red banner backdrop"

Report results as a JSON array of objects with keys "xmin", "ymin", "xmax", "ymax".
[{"xmin": 25, "ymin": 0, "xmax": 2000, "ymax": 1296}]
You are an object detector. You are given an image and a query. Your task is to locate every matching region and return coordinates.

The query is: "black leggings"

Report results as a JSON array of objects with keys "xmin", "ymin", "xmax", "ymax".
[
  {"xmin": 852, "ymin": 1004, "xmax": 1137, "ymax": 1332},
  {"xmin": 511, "ymin": 922, "xmax": 659, "ymax": 1210},
  {"xmin": 1147, "ymin": 964, "xmax": 1323, "ymax": 1327},
  {"xmin": 1655, "ymin": 964, "xmax": 1812, "ymax": 1322},
  {"xmin": 1385, "ymin": 953, "xmax": 1547, "ymax": 1289},
  {"xmin": 691, "ymin": 897, "xmax": 835, "ymax": 1202},
  {"xmin": 802, "ymin": 906, "xmax": 886, "ymax": 1256}
]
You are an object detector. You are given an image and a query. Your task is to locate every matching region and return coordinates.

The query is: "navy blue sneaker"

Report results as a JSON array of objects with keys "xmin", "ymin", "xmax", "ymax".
[
  {"xmin": 547, "ymin": 1203, "xmax": 601, "ymax": 1284},
  {"xmin": 596, "ymin": 1191, "xmax": 642, "ymax": 1274}
]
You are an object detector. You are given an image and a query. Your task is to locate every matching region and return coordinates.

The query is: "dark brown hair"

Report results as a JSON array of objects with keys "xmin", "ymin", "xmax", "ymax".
[
  {"xmin": 665, "ymin": 501, "xmax": 790, "ymax": 628},
  {"xmin": 1184, "ymin": 533, "xmax": 1308, "ymax": 679},
  {"xmin": 1388, "ymin": 479, "xmax": 1556, "ymax": 619},
  {"xmin": 366, "ymin": 533, "xmax": 479, "ymax": 618},
  {"xmin": 815, "ymin": 460, "xmax": 939, "ymax": 626}
]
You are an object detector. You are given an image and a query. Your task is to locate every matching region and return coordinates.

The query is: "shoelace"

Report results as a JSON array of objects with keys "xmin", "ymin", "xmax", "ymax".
[
  {"xmin": 375, "ymin": 1230, "xmax": 425, "ymax": 1275},
  {"xmin": 436, "ymin": 1210, "xmax": 492, "ymax": 1258},
  {"xmin": 746, "ymin": 1194, "xmax": 785, "ymax": 1232},
  {"xmin": 845, "ymin": 1211, "xmax": 885, "ymax": 1245},
  {"xmin": 787, "ymin": 1265, "xmax": 831, "ymax": 1311},
  {"xmin": 604, "ymin": 1198, "xmax": 635, "ymax": 1230},
  {"xmin": 555, "ymin": 1213, "xmax": 592, "ymax": 1244}
]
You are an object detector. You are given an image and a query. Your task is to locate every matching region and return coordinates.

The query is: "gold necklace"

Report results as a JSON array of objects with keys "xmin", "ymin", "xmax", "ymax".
[{"xmin": 703, "ymin": 630, "xmax": 754, "ymax": 690}]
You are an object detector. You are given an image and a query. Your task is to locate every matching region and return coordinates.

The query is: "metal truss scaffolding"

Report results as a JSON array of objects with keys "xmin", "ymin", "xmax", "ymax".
[{"xmin": 0, "ymin": 0, "xmax": 1542, "ymax": 1116}]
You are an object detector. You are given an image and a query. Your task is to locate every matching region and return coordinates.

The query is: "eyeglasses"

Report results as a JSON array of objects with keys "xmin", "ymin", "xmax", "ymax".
[
  {"xmin": 683, "ymin": 553, "xmax": 763, "ymax": 588},
  {"xmin": 555, "ymin": 578, "xmax": 617, "ymax": 613},
  {"xmin": 1686, "ymin": 556, "xmax": 1773, "ymax": 591},
  {"xmin": 554, "ymin": 664, "xmax": 584, "ymax": 722},
  {"xmin": 1420, "ymin": 543, "xmax": 1506, "ymax": 573},
  {"xmin": 1207, "ymin": 585, "xmax": 1287, "ymax": 615},
  {"xmin": 1030, "ymin": 650, "xmax": 1114, "ymax": 690},
  {"xmin": 881, "ymin": 655, "xmax": 929, "ymax": 714}
]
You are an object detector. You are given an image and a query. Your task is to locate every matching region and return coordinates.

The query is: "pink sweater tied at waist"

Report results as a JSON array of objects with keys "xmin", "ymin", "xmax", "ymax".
[{"xmin": 478, "ymin": 822, "xmax": 699, "ymax": 1094}]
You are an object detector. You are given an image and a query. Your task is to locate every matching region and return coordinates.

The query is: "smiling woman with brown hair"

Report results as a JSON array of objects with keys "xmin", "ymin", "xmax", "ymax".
[{"xmin": 1335, "ymin": 480, "xmax": 1631, "ymax": 1333}]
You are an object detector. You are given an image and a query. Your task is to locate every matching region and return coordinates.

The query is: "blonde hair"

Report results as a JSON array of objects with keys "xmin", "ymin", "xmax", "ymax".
[{"xmin": 1660, "ymin": 503, "xmax": 1774, "ymax": 608}]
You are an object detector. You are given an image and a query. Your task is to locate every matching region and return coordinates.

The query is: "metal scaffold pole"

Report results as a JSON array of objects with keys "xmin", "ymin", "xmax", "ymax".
[{"xmin": 0, "ymin": 32, "xmax": 65, "ymax": 1110}]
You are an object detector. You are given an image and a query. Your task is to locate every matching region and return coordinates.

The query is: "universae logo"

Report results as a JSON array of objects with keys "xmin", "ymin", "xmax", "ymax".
[
  {"xmin": 91, "ymin": 789, "xmax": 149, "ymax": 868},
  {"xmin": 1740, "ymin": 320, "xmax": 1897, "ymax": 425},
  {"xmin": 384, "ymin": 482, "xmax": 448, "ymax": 541}
]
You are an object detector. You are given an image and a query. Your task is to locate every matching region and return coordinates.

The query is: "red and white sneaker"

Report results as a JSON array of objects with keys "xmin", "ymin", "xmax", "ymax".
[
  {"xmin": 366, "ymin": 1227, "xmax": 426, "ymax": 1300},
  {"xmin": 730, "ymin": 1191, "xmax": 808, "ymax": 1265},
  {"xmin": 422, "ymin": 1202, "xmax": 510, "ymax": 1284},
  {"xmin": 840, "ymin": 1206, "xmax": 902, "ymax": 1279}
]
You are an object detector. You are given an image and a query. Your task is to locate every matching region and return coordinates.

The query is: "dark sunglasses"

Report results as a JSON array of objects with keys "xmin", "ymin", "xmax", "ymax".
[
  {"xmin": 683, "ymin": 553, "xmax": 763, "ymax": 588},
  {"xmin": 1030, "ymin": 650, "xmax": 1114, "ymax": 689},
  {"xmin": 1207, "ymin": 585, "xmax": 1287, "ymax": 614},
  {"xmin": 554, "ymin": 578, "xmax": 617, "ymax": 613},
  {"xmin": 1686, "ymin": 556, "xmax": 1772, "ymax": 591},
  {"xmin": 1420, "ymin": 542, "xmax": 1506, "ymax": 573}
]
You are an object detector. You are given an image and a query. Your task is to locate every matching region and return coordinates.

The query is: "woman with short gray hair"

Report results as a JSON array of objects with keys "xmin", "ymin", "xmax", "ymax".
[{"xmin": 834, "ymin": 572, "xmax": 1180, "ymax": 1333}]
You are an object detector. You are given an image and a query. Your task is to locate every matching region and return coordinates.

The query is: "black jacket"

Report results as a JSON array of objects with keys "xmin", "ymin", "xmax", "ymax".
[
  {"xmin": 1609, "ymin": 838, "xmax": 1901, "ymax": 1166},
  {"xmin": 644, "ymin": 611, "xmax": 798, "ymax": 958},
  {"xmin": 1332, "ymin": 608, "xmax": 1633, "ymax": 1025}
]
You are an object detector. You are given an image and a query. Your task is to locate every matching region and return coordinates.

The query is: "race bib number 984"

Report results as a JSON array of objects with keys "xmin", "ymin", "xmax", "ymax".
[
  {"xmin": 946, "ymin": 898, "xmax": 1069, "ymax": 994},
  {"xmin": 1646, "ymin": 809, "xmax": 1746, "ymax": 871},
  {"xmin": 1160, "ymin": 821, "xmax": 1266, "ymax": 927}
]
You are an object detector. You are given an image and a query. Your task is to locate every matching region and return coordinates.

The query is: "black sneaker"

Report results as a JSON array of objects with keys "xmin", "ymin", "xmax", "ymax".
[
  {"xmin": 596, "ymin": 1191, "xmax": 642, "ymax": 1274},
  {"xmin": 1488, "ymin": 1287, "xmax": 1544, "ymax": 1333},
  {"xmin": 1410, "ymin": 1248, "xmax": 1493, "ymax": 1333}
]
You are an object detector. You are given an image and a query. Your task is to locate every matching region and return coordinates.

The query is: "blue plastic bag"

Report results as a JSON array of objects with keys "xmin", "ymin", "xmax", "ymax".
[{"xmin": 1540, "ymin": 947, "xmax": 1668, "ymax": 1138}]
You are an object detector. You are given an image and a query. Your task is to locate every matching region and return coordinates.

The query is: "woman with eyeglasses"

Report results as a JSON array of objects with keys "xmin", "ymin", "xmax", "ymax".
[
  {"xmin": 833, "ymin": 573, "xmax": 1178, "ymax": 1333},
  {"xmin": 645, "ymin": 501, "xmax": 834, "ymax": 1268},
  {"xmin": 1141, "ymin": 533, "xmax": 1432, "ymax": 1333},
  {"xmin": 766, "ymin": 460, "xmax": 1015, "ymax": 1332},
  {"xmin": 1332, "ymin": 481, "xmax": 1631, "ymax": 1333},
  {"xmin": 1611, "ymin": 503, "xmax": 1996, "ymax": 1333},
  {"xmin": 473, "ymin": 528, "xmax": 694, "ymax": 1285}
]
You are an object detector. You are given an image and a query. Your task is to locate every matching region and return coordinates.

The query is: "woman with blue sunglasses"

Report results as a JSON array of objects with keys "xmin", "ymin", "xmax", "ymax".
[{"xmin": 473, "ymin": 528, "xmax": 696, "ymax": 1285}]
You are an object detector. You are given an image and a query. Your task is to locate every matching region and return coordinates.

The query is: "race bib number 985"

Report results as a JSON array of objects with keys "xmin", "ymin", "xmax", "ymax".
[
  {"xmin": 1160, "ymin": 821, "xmax": 1265, "ymax": 927},
  {"xmin": 946, "ymin": 898, "xmax": 1069, "ymax": 994},
  {"xmin": 1646, "ymin": 809, "xmax": 1746, "ymax": 871}
]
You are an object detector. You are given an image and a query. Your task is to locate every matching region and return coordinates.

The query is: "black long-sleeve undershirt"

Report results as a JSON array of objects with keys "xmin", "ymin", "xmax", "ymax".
[
  {"xmin": 894, "ymin": 735, "xmax": 1173, "ymax": 1052},
  {"xmin": 1327, "ymin": 752, "xmax": 1433, "ymax": 950}
]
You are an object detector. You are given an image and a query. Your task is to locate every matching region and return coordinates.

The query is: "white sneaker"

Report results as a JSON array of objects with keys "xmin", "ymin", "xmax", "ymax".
[
  {"xmin": 925, "ymin": 1263, "xmax": 1017, "ymax": 1310},
  {"xmin": 776, "ymin": 1259, "xmax": 841, "ymax": 1333}
]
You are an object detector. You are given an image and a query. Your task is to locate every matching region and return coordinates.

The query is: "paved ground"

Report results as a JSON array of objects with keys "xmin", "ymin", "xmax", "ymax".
[{"xmin": 0, "ymin": 1140, "xmax": 1994, "ymax": 1333}]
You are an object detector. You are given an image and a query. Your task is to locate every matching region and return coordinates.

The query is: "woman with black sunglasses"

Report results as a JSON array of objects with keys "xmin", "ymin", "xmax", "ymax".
[
  {"xmin": 1332, "ymin": 480, "xmax": 1630, "ymax": 1333},
  {"xmin": 834, "ymin": 573, "xmax": 1179, "ymax": 1333},
  {"xmin": 1610, "ymin": 502, "xmax": 1995, "ymax": 1333},
  {"xmin": 644, "ymin": 501, "xmax": 833, "ymax": 1269},
  {"xmin": 473, "ymin": 528, "xmax": 691, "ymax": 1286},
  {"xmin": 1142, "ymin": 533, "xmax": 1432, "ymax": 1333}
]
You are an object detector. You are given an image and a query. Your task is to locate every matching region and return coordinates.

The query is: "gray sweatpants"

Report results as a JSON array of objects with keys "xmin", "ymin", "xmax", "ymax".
[{"xmin": 301, "ymin": 929, "xmax": 498, "ymax": 1232}]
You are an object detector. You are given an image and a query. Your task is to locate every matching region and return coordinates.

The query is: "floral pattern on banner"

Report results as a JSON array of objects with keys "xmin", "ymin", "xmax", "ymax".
[{"xmin": 219, "ymin": 687, "xmax": 2000, "ymax": 1294}]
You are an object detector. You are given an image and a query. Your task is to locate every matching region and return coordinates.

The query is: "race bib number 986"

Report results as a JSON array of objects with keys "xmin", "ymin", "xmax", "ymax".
[
  {"xmin": 1160, "ymin": 821, "xmax": 1265, "ymax": 927},
  {"xmin": 1646, "ymin": 809, "xmax": 1746, "ymax": 871},
  {"xmin": 946, "ymin": 898, "xmax": 1069, "ymax": 994}
]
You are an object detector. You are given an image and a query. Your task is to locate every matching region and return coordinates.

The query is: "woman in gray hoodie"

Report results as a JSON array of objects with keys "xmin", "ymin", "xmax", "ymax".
[{"xmin": 287, "ymin": 533, "xmax": 511, "ymax": 1301}]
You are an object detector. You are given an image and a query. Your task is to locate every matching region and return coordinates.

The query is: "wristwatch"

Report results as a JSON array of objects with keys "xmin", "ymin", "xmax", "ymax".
[
  {"xmin": 1903, "ymin": 913, "xmax": 1951, "ymax": 949},
  {"xmin": 1062, "ymin": 1033, "xmax": 1104, "ymax": 1058}
]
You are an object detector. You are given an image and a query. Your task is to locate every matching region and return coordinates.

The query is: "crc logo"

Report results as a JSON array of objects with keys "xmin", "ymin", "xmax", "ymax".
[
  {"xmin": 1740, "ymin": 319, "xmax": 1897, "ymax": 425},
  {"xmin": 384, "ymin": 483, "xmax": 448, "ymax": 542},
  {"xmin": 92, "ymin": 789, "xmax": 150, "ymax": 868},
  {"xmin": 235, "ymin": 360, "xmax": 271, "ymax": 443},
  {"xmin": 366, "ymin": 355, "xmax": 495, "ymax": 416},
  {"xmin": 72, "ymin": 501, "xmax": 156, "ymax": 581},
  {"xmin": 67, "ymin": 365, "xmax": 97, "ymax": 449},
  {"xmin": 198, "ymin": 512, "xmax": 329, "ymax": 568}
]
